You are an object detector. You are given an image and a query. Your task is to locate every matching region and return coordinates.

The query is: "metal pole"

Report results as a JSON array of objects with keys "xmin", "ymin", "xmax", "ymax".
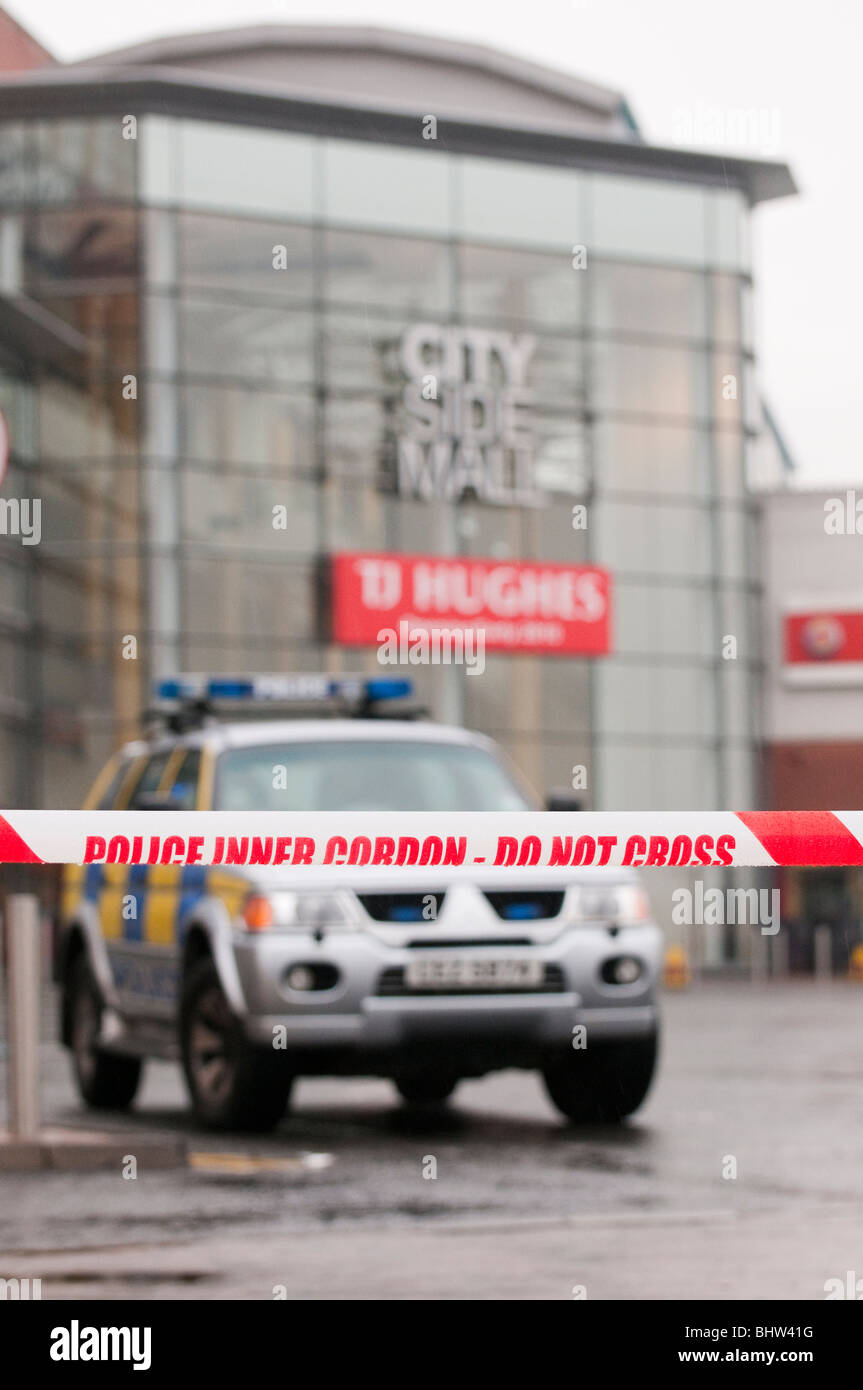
[{"xmin": 7, "ymin": 894, "xmax": 40, "ymax": 1138}]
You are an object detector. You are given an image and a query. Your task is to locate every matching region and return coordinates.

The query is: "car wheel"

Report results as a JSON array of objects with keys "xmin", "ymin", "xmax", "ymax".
[
  {"xmin": 542, "ymin": 1028, "xmax": 659, "ymax": 1124},
  {"xmin": 395, "ymin": 1074, "xmax": 459, "ymax": 1105},
  {"xmin": 67, "ymin": 955, "xmax": 143, "ymax": 1110},
  {"xmin": 180, "ymin": 958, "xmax": 292, "ymax": 1132}
]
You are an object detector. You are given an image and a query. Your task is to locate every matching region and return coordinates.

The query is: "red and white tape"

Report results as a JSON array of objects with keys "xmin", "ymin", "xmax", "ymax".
[{"xmin": 0, "ymin": 811, "xmax": 861, "ymax": 871}]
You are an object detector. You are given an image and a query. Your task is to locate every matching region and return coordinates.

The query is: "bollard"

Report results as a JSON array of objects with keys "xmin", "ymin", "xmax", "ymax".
[
  {"xmin": 771, "ymin": 928, "xmax": 790, "ymax": 979},
  {"xmin": 6, "ymin": 894, "xmax": 40, "ymax": 1138},
  {"xmin": 814, "ymin": 924, "xmax": 833, "ymax": 984},
  {"xmin": 750, "ymin": 925, "xmax": 769, "ymax": 983}
]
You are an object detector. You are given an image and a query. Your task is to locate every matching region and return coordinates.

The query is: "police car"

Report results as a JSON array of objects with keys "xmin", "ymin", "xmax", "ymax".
[{"xmin": 57, "ymin": 676, "xmax": 662, "ymax": 1131}]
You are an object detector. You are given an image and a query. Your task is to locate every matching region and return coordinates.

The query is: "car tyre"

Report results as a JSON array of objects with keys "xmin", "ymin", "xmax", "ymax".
[
  {"xmin": 542, "ymin": 1028, "xmax": 659, "ymax": 1124},
  {"xmin": 180, "ymin": 958, "xmax": 292, "ymax": 1132},
  {"xmin": 67, "ymin": 955, "xmax": 143, "ymax": 1110}
]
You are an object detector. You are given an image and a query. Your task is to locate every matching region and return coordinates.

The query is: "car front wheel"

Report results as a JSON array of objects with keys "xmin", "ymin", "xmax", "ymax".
[
  {"xmin": 542, "ymin": 1028, "xmax": 659, "ymax": 1124},
  {"xmin": 180, "ymin": 958, "xmax": 292, "ymax": 1132}
]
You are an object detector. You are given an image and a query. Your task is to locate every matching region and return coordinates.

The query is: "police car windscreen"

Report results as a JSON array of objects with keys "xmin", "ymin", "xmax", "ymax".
[{"xmin": 214, "ymin": 741, "xmax": 534, "ymax": 813}]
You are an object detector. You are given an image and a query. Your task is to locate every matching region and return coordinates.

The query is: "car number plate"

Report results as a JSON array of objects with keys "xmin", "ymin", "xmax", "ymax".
[{"xmin": 404, "ymin": 957, "xmax": 544, "ymax": 989}]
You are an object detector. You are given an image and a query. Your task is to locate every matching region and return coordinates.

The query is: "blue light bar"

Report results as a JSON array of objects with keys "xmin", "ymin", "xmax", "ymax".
[{"xmin": 154, "ymin": 675, "xmax": 413, "ymax": 705}]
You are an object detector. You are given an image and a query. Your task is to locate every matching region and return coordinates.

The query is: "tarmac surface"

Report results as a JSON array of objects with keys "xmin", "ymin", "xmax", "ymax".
[{"xmin": 2, "ymin": 980, "xmax": 862, "ymax": 1299}]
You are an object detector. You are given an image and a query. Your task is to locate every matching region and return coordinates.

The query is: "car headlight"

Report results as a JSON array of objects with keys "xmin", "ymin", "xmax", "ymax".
[
  {"xmin": 241, "ymin": 890, "xmax": 358, "ymax": 932},
  {"xmin": 572, "ymin": 883, "xmax": 651, "ymax": 926}
]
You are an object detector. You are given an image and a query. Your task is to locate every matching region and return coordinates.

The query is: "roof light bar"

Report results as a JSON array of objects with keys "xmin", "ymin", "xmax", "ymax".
[{"xmin": 154, "ymin": 675, "xmax": 413, "ymax": 705}]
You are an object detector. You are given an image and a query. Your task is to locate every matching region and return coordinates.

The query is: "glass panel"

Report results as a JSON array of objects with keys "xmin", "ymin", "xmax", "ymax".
[
  {"xmin": 712, "ymin": 349, "xmax": 743, "ymax": 425},
  {"xmin": 590, "ymin": 174, "xmax": 708, "ymax": 266},
  {"xmin": 39, "ymin": 293, "xmax": 139, "ymax": 369},
  {"xmin": 592, "ymin": 341, "xmax": 708, "ymax": 419},
  {"xmin": 711, "ymin": 272, "xmax": 742, "ymax": 344},
  {"xmin": 592, "ymin": 421, "xmax": 711, "ymax": 497},
  {"xmin": 533, "ymin": 414, "xmax": 589, "ymax": 496},
  {"xmin": 182, "ymin": 557, "xmax": 318, "ymax": 640},
  {"xmin": 178, "ymin": 297, "xmax": 315, "ymax": 386},
  {"xmin": 323, "ymin": 311, "xmax": 403, "ymax": 393},
  {"xmin": 597, "ymin": 741, "xmax": 655, "ymax": 809},
  {"xmin": 717, "ymin": 504, "xmax": 750, "ymax": 580},
  {"xmin": 599, "ymin": 739, "xmax": 718, "ymax": 810},
  {"xmin": 466, "ymin": 653, "xmax": 589, "ymax": 733},
  {"xmin": 178, "ymin": 384, "xmax": 315, "ymax": 471},
  {"xmin": 0, "ymin": 122, "xmax": 34, "ymax": 206},
  {"xmin": 325, "ymin": 396, "xmax": 387, "ymax": 483},
  {"xmin": 458, "ymin": 243, "xmax": 582, "ymax": 328},
  {"xmin": 715, "ymin": 429, "xmax": 745, "ymax": 499},
  {"xmin": 324, "ymin": 229, "xmax": 452, "ymax": 315},
  {"xmin": 179, "ymin": 121, "xmax": 316, "ymax": 220},
  {"xmin": 614, "ymin": 582, "xmax": 716, "ymax": 658},
  {"xmin": 591, "ymin": 262, "xmax": 707, "ymax": 340},
  {"xmin": 719, "ymin": 666, "xmax": 755, "ymax": 740},
  {"xmin": 710, "ymin": 189, "xmax": 747, "ymax": 271},
  {"xmin": 140, "ymin": 115, "xmax": 178, "ymax": 204},
  {"xmin": 35, "ymin": 118, "xmax": 137, "ymax": 203},
  {"xmin": 0, "ymin": 560, "xmax": 27, "ymax": 616},
  {"xmin": 24, "ymin": 208, "xmax": 138, "ymax": 293},
  {"xmin": 323, "ymin": 139, "xmax": 450, "ymax": 233},
  {"xmin": 180, "ymin": 213, "xmax": 315, "ymax": 302},
  {"xmin": 181, "ymin": 468, "xmax": 318, "ymax": 553},
  {"xmin": 39, "ymin": 379, "xmax": 137, "ymax": 463},
  {"xmin": 457, "ymin": 155, "xmax": 582, "ymax": 249},
  {"xmin": 594, "ymin": 498, "xmax": 712, "ymax": 577},
  {"xmin": 532, "ymin": 336, "xmax": 585, "ymax": 409}
]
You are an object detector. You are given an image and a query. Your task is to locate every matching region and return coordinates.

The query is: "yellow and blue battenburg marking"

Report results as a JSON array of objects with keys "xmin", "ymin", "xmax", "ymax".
[{"xmin": 63, "ymin": 862, "xmax": 245, "ymax": 943}]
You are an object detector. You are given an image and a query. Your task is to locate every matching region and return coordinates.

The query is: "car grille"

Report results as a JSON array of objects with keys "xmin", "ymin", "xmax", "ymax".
[
  {"xmin": 483, "ymin": 890, "xmax": 565, "ymax": 921},
  {"xmin": 358, "ymin": 892, "xmax": 446, "ymax": 923},
  {"xmin": 376, "ymin": 963, "xmax": 567, "ymax": 996}
]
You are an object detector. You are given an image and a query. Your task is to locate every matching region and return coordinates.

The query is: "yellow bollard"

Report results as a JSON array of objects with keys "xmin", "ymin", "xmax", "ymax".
[
  {"xmin": 663, "ymin": 944, "xmax": 691, "ymax": 990},
  {"xmin": 848, "ymin": 944, "xmax": 863, "ymax": 982}
]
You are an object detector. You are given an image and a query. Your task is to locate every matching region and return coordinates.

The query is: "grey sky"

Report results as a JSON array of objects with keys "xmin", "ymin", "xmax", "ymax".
[{"xmin": 8, "ymin": 0, "xmax": 860, "ymax": 486}]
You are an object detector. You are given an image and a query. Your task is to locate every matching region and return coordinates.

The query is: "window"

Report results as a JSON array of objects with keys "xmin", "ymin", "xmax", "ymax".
[
  {"xmin": 166, "ymin": 749, "xmax": 201, "ymax": 810},
  {"xmin": 458, "ymin": 243, "xmax": 582, "ymax": 328},
  {"xmin": 214, "ymin": 740, "xmax": 534, "ymax": 812},
  {"xmin": 591, "ymin": 263, "xmax": 707, "ymax": 341},
  {"xmin": 324, "ymin": 229, "xmax": 452, "ymax": 315},
  {"xmin": 590, "ymin": 173, "xmax": 707, "ymax": 266},
  {"xmin": 178, "ymin": 121, "xmax": 315, "ymax": 220},
  {"xmin": 456, "ymin": 155, "xmax": 583, "ymax": 250},
  {"xmin": 97, "ymin": 760, "xmax": 131, "ymax": 810},
  {"xmin": 126, "ymin": 751, "xmax": 174, "ymax": 808},
  {"xmin": 179, "ymin": 214, "xmax": 315, "ymax": 303},
  {"xmin": 323, "ymin": 140, "xmax": 450, "ymax": 234}
]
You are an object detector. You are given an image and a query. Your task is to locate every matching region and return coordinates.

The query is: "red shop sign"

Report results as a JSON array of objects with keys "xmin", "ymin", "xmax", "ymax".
[{"xmin": 332, "ymin": 551, "xmax": 612, "ymax": 657}]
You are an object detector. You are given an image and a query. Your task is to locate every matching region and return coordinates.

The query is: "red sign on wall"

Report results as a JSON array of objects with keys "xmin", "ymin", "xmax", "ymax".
[
  {"xmin": 332, "ymin": 552, "xmax": 612, "ymax": 657},
  {"xmin": 785, "ymin": 611, "xmax": 863, "ymax": 665}
]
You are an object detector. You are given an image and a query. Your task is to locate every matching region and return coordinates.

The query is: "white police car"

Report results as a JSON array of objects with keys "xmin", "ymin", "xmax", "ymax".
[{"xmin": 58, "ymin": 676, "xmax": 662, "ymax": 1131}]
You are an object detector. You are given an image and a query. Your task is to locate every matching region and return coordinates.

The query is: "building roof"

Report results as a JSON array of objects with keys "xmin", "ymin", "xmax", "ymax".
[
  {"xmin": 0, "ymin": 22, "xmax": 796, "ymax": 203},
  {"xmin": 69, "ymin": 23, "xmax": 642, "ymax": 140}
]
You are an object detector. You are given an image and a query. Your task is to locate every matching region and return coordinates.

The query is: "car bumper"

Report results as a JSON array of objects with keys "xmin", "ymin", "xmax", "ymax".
[{"xmin": 234, "ymin": 924, "xmax": 662, "ymax": 1057}]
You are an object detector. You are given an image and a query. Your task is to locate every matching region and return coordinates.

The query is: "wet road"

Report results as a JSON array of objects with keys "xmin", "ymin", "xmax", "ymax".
[{"xmin": 2, "ymin": 981, "xmax": 863, "ymax": 1299}]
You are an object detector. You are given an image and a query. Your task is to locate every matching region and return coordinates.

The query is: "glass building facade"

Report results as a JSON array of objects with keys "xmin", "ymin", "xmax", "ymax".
[
  {"xmin": 0, "ymin": 108, "xmax": 764, "ymax": 818},
  {"xmin": 0, "ymin": 113, "xmax": 761, "ymax": 811}
]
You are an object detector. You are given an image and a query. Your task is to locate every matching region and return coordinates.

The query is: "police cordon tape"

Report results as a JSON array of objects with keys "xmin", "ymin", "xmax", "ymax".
[{"xmin": 0, "ymin": 810, "xmax": 862, "ymax": 870}]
